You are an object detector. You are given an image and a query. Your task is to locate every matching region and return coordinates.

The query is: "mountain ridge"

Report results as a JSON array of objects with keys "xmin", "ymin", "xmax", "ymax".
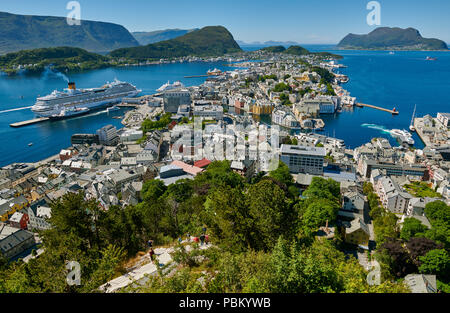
[
  {"xmin": 132, "ymin": 29, "xmax": 199, "ymax": 45},
  {"xmin": 0, "ymin": 11, "xmax": 139, "ymax": 55},
  {"xmin": 110, "ymin": 26, "xmax": 242, "ymax": 60}
]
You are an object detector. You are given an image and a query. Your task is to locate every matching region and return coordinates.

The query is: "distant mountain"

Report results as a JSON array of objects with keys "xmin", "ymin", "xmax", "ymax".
[
  {"xmin": 132, "ymin": 29, "xmax": 199, "ymax": 45},
  {"xmin": 260, "ymin": 46, "xmax": 286, "ymax": 53},
  {"xmin": 337, "ymin": 27, "xmax": 448, "ymax": 50},
  {"xmin": 284, "ymin": 45, "xmax": 310, "ymax": 55},
  {"xmin": 111, "ymin": 26, "xmax": 242, "ymax": 60},
  {"xmin": 0, "ymin": 11, "xmax": 139, "ymax": 55},
  {"xmin": 259, "ymin": 45, "xmax": 343, "ymax": 59},
  {"xmin": 237, "ymin": 40, "xmax": 299, "ymax": 47}
]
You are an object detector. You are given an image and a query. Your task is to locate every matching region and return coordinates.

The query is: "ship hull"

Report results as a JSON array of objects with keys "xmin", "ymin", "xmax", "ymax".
[
  {"xmin": 32, "ymin": 90, "xmax": 140, "ymax": 117},
  {"xmin": 49, "ymin": 109, "xmax": 91, "ymax": 120}
]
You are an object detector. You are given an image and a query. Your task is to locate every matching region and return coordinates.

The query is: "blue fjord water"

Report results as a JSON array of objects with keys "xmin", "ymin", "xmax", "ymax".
[{"xmin": 0, "ymin": 47, "xmax": 449, "ymax": 166}]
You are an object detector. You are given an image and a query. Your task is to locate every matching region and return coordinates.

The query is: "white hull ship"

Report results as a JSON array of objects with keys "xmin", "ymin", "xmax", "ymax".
[
  {"xmin": 31, "ymin": 80, "xmax": 141, "ymax": 118},
  {"xmin": 156, "ymin": 81, "xmax": 185, "ymax": 92},
  {"xmin": 390, "ymin": 129, "xmax": 415, "ymax": 145},
  {"xmin": 50, "ymin": 107, "xmax": 90, "ymax": 120}
]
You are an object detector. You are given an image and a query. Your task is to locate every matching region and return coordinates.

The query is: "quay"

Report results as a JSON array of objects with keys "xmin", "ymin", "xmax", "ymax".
[
  {"xmin": 184, "ymin": 75, "xmax": 209, "ymax": 78},
  {"xmin": 10, "ymin": 117, "xmax": 50, "ymax": 128},
  {"xmin": 356, "ymin": 103, "xmax": 399, "ymax": 115},
  {"xmin": 117, "ymin": 103, "xmax": 140, "ymax": 108}
]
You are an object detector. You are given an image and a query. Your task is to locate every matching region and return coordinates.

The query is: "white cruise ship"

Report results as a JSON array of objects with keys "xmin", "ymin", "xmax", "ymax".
[{"xmin": 31, "ymin": 80, "xmax": 141, "ymax": 117}]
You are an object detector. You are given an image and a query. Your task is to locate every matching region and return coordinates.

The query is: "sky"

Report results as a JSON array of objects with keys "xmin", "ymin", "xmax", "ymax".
[{"xmin": 2, "ymin": 0, "xmax": 450, "ymax": 44}]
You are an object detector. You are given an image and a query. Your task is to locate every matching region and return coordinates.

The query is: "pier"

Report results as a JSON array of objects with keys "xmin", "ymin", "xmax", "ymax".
[
  {"xmin": 184, "ymin": 74, "xmax": 222, "ymax": 78},
  {"xmin": 184, "ymin": 75, "xmax": 209, "ymax": 78},
  {"xmin": 117, "ymin": 103, "xmax": 140, "ymax": 108},
  {"xmin": 10, "ymin": 117, "xmax": 50, "ymax": 128},
  {"xmin": 356, "ymin": 103, "xmax": 399, "ymax": 115}
]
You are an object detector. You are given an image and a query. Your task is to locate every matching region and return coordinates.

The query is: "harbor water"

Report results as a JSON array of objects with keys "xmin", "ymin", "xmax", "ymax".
[{"xmin": 0, "ymin": 48, "xmax": 449, "ymax": 166}]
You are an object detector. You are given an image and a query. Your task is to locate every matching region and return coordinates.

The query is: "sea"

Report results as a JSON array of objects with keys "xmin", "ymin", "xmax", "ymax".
[{"xmin": 0, "ymin": 45, "xmax": 449, "ymax": 166}]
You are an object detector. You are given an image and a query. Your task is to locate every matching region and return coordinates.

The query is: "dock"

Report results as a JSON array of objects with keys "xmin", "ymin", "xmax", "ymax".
[
  {"xmin": 117, "ymin": 103, "xmax": 140, "ymax": 108},
  {"xmin": 356, "ymin": 103, "xmax": 399, "ymax": 115},
  {"xmin": 10, "ymin": 117, "xmax": 50, "ymax": 128},
  {"xmin": 184, "ymin": 75, "xmax": 209, "ymax": 78}
]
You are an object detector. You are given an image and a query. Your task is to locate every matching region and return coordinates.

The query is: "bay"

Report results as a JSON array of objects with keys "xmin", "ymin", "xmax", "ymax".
[
  {"xmin": 0, "ymin": 61, "xmax": 234, "ymax": 166},
  {"xmin": 0, "ymin": 46, "xmax": 449, "ymax": 166}
]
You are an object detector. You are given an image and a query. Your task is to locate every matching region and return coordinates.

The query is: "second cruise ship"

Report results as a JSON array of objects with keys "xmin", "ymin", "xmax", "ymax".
[{"xmin": 31, "ymin": 80, "xmax": 141, "ymax": 118}]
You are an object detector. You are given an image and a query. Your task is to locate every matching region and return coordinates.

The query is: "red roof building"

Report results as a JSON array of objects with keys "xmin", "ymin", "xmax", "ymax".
[{"xmin": 194, "ymin": 158, "xmax": 211, "ymax": 168}]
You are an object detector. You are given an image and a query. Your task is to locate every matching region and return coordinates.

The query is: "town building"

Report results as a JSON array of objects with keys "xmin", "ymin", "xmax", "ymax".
[
  {"xmin": 280, "ymin": 144, "xmax": 326, "ymax": 175},
  {"xmin": 97, "ymin": 125, "xmax": 119, "ymax": 146},
  {"xmin": 163, "ymin": 89, "xmax": 191, "ymax": 113},
  {"xmin": 344, "ymin": 218, "xmax": 370, "ymax": 249}
]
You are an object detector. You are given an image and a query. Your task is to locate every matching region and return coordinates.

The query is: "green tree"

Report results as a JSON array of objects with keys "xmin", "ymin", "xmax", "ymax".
[
  {"xmin": 141, "ymin": 179, "xmax": 167, "ymax": 202},
  {"xmin": 302, "ymin": 199, "xmax": 340, "ymax": 230},
  {"xmin": 419, "ymin": 249, "xmax": 450, "ymax": 282},
  {"xmin": 425, "ymin": 201, "xmax": 450, "ymax": 224},
  {"xmin": 302, "ymin": 177, "xmax": 340, "ymax": 204},
  {"xmin": 269, "ymin": 161, "xmax": 294, "ymax": 187},
  {"xmin": 247, "ymin": 180, "xmax": 295, "ymax": 251},
  {"xmin": 204, "ymin": 186, "xmax": 254, "ymax": 252},
  {"xmin": 400, "ymin": 218, "xmax": 428, "ymax": 241}
]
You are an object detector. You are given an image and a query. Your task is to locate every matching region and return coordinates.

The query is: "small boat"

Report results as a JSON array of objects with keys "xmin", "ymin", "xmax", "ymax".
[
  {"xmin": 426, "ymin": 56, "xmax": 437, "ymax": 61},
  {"xmin": 28, "ymin": 143, "xmax": 33, "ymax": 147},
  {"xmin": 107, "ymin": 105, "xmax": 120, "ymax": 112},
  {"xmin": 389, "ymin": 51, "xmax": 395, "ymax": 55},
  {"xmin": 207, "ymin": 68, "xmax": 222, "ymax": 76},
  {"xmin": 390, "ymin": 129, "xmax": 415, "ymax": 145}
]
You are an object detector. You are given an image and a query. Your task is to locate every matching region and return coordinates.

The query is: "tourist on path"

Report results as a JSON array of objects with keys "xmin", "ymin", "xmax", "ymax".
[
  {"xmin": 149, "ymin": 248, "xmax": 155, "ymax": 261},
  {"xmin": 200, "ymin": 234, "xmax": 205, "ymax": 246}
]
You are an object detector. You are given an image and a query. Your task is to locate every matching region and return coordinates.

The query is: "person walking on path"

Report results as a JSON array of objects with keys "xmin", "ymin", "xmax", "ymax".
[
  {"xmin": 200, "ymin": 234, "xmax": 205, "ymax": 246},
  {"xmin": 147, "ymin": 239, "xmax": 153, "ymax": 249},
  {"xmin": 149, "ymin": 248, "xmax": 155, "ymax": 261},
  {"xmin": 186, "ymin": 233, "xmax": 191, "ymax": 242}
]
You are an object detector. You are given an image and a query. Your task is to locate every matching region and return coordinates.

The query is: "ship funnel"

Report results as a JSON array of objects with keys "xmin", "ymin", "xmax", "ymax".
[{"xmin": 68, "ymin": 82, "xmax": 76, "ymax": 90}]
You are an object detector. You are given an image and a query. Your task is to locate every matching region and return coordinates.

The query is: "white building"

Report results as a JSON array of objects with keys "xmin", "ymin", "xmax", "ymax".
[
  {"xmin": 97, "ymin": 125, "xmax": 119, "ymax": 146},
  {"xmin": 280, "ymin": 144, "xmax": 326, "ymax": 175},
  {"xmin": 375, "ymin": 176, "xmax": 412, "ymax": 214}
]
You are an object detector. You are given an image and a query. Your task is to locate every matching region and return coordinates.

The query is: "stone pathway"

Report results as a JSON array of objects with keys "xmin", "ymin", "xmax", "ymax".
[{"xmin": 99, "ymin": 240, "xmax": 210, "ymax": 293}]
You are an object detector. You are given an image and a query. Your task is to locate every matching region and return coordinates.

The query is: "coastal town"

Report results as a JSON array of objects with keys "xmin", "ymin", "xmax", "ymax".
[{"xmin": 1, "ymin": 47, "xmax": 449, "ymax": 294}]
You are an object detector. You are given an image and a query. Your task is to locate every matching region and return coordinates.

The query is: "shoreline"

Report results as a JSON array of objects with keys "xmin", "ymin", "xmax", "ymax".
[{"xmin": 336, "ymin": 48, "xmax": 450, "ymax": 52}]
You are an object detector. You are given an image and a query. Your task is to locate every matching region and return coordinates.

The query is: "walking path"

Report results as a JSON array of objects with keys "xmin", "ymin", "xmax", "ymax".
[{"xmin": 99, "ymin": 239, "xmax": 210, "ymax": 293}]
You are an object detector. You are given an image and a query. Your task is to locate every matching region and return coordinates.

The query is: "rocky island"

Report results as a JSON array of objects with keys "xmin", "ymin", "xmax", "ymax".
[{"xmin": 337, "ymin": 27, "xmax": 448, "ymax": 51}]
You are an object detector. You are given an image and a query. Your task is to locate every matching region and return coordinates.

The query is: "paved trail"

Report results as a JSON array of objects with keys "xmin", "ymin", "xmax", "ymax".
[{"xmin": 99, "ymin": 239, "xmax": 210, "ymax": 293}]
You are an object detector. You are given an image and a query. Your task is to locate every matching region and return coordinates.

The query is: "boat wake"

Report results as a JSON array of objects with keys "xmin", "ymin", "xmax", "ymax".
[
  {"xmin": 361, "ymin": 123, "xmax": 391, "ymax": 134},
  {"xmin": 0, "ymin": 106, "xmax": 33, "ymax": 114},
  {"xmin": 59, "ymin": 109, "xmax": 109, "ymax": 122}
]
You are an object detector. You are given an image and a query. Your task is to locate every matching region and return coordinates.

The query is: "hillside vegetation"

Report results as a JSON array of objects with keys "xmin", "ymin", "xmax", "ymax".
[
  {"xmin": 110, "ymin": 26, "xmax": 242, "ymax": 60},
  {"xmin": 0, "ymin": 47, "xmax": 110, "ymax": 75},
  {"xmin": 260, "ymin": 45, "xmax": 343, "ymax": 59}
]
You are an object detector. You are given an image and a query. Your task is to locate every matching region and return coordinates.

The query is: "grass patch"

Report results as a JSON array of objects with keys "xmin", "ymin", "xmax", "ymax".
[{"xmin": 404, "ymin": 182, "xmax": 442, "ymax": 198}]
